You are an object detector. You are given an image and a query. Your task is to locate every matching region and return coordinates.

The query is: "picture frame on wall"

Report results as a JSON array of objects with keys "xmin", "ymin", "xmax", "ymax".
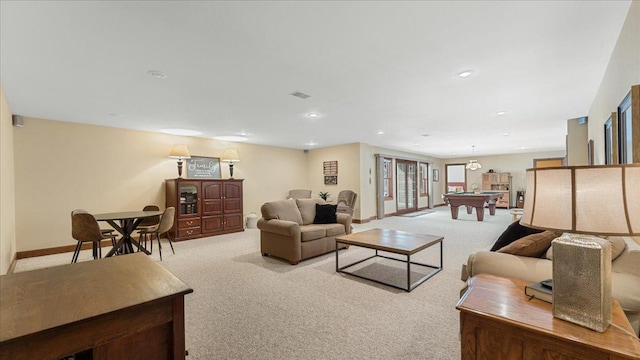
[
  {"xmin": 324, "ymin": 175, "xmax": 338, "ymax": 185},
  {"xmin": 433, "ymin": 169, "xmax": 440, "ymax": 182},
  {"xmin": 186, "ymin": 156, "xmax": 221, "ymax": 179},
  {"xmin": 323, "ymin": 161, "xmax": 338, "ymax": 175}
]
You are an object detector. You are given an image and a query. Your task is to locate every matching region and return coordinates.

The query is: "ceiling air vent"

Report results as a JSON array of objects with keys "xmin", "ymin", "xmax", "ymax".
[{"xmin": 290, "ymin": 91, "xmax": 310, "ymax": 99}]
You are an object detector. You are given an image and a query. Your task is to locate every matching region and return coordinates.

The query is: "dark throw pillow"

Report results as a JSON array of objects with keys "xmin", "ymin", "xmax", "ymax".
[
  {"xmin": 489, "ymin": 221, "xmax": 545, "ymax": 251},
  {"xmin": 314, "ymin": 204, "xmax": 337, "ymax": 224}
]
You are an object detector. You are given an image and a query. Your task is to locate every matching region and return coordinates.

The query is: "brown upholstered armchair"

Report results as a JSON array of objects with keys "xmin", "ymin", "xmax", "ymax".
[{"xmin": 336, "ymin": 190, "xmax": 357, "ymax": 216}]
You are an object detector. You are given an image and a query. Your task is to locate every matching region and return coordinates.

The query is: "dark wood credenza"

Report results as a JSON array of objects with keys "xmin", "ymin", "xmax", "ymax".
[
  {"xmin": 0, "ymin": 253, "xmax": 193, "ymax": 360},
  {"xmin": 165, "ymin": 178, "xmax": 244, "ymax": 241}
]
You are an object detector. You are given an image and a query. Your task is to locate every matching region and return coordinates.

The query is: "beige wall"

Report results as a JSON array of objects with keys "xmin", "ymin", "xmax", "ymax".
[
  {"xmin": 13, "ymin": 117, "xmax": 308, "ymax": 252},
  {"xmin": 0, "ymin": 85, "xmax": 17, "ymax": 274},
  {"xmin": 589, "ymin": 1, "xmax": 640, "ymax": 164},
  {"xmin": 446, "ymin": 150, "xmax": 566, "ymax": 207},
  {"xmin": 566, "ymin": 118, "xmax": 588, "ymax": 166},
  {"xmin": 306, "ymin": 143, "xmax": 361, "ymax": 217}
]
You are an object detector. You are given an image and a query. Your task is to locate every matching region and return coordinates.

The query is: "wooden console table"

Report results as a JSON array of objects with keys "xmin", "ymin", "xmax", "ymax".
[
  {"xmin": 0, "ymin": 253, "xmax": 193, "ymax": 360},
  {"xmin": 456, "ymin": 274, "xmax": 640, "ymax": 360}
]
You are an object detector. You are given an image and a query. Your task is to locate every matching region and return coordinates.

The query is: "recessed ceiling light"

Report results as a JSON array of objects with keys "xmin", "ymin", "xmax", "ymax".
[
  {"xmin": 414, "ymin": 143, "xmax": 420, "ymax": 146},
  {"xmin": 502, "ymin": 132, "xmax": 510, "ymax": 136},
  {"xmin": 213, "ymin": 135, "xmax": 248, "ymax": 142},
  {"xmin": 452, "ymin": 152, "xmax": 457, "ymax": 155},
  {"xmin": 377, "ymin": 131, "xmax": 384, "ymax": 135},
  {"xmin": 457, "ymin": 70, "xmax": 475, "ymax": 78},
  {"xmin": 240, "ymin": 132, "xmax": 247, "ymax": 136},
  {"xmin": 306, "ymin": 142, "xmax": 317, "ymax": 146},
  {"xmin": 496, "ymin": 111, "xmax": 507, "ymax": 116},
  {"xmin": 307, "ymin": 113, "xmax": 319, "ymax": 118},
  {"xmin": 160, "ymin": 128, "xmax": 202, "ymax": 136},
  {"xmin": 147, "ymin": 70, "xmax": 167, "ymax": 79},
  {"xmin": 421, "ymin": 134, "xmax": 430, "ymax": 137},
  {"xmin": 518, "ymin": 146, "xmax": 526, "ymax": 150}
]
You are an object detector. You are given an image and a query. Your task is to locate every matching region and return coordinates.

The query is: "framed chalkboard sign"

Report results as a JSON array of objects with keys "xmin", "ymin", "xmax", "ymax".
[{"xmin": 186, "ymin": 156, "xmax": 221, "ymax": 179}]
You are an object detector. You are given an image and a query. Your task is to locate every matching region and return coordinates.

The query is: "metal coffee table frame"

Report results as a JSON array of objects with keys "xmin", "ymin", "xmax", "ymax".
[{"xmin": 335, "ymin": 231, "xmax": 443, "ymax": 292}]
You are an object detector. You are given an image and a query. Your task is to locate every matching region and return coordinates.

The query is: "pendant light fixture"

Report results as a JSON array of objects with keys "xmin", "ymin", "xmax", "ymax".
[{"xmin": 466, "ymin": 145, "xmax": 482, "ymax": 171}]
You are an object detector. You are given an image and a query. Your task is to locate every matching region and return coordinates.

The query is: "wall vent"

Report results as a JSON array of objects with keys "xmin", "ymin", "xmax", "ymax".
[{"xmin": 290, "ymin": 91, "xmax": 310, "ymax": 99}]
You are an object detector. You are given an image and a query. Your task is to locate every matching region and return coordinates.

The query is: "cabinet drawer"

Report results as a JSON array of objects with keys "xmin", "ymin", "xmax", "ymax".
[
  {"xmin": 178, "ymin": 218, "xmax": 201, "ymax": 228},
  {"xmin": 178, "ymin": 227, "xmax": 201, "ymax": 238}
]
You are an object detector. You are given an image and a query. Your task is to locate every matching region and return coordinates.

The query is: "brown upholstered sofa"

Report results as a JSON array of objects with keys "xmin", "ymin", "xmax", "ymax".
[
  {"xmin": 461, "ymin": 235, "xmax": 640, "ymax": 336},
  {"xmin": 258, "ymin": 198, "xmax": 351, "ymax": 265}
]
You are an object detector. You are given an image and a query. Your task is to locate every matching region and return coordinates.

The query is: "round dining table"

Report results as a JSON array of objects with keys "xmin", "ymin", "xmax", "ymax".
[{"xmin": 94, "ymin": 210, "xmax": 164, "ymax": 257}]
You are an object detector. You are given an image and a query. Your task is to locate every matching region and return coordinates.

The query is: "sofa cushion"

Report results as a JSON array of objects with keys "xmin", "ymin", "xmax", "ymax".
[
  {"xmin": 490, "ymin": 221, "xmax": 545, "ymax": 251},
  {"xmin": 261, "ymin": 199, "xmax": 303, "ymax": 225},
  {"xmin": 612, "ymin": 236, "xmax": 640, "ymax": 275},
  {"xmin": 545, "ymin": 235, "xmax": 628, "ymax": 261},
  {"xmin": 296, "ymin": 198, "xmax": 326, "ymax": 225},
  {"xmin": 300, "ymin": 225, "xmax": 326, "ymax": 242},
  {"xmin": 314, "ymin": 204, "xmax": 337, "ymax": 224},
  {"xmin": 318, "ymin": 223, "xmax": 346, "ymax": 237},
  {"xmin": 497, "ymin": 230, "xmax": 561, "ymax": 257}
]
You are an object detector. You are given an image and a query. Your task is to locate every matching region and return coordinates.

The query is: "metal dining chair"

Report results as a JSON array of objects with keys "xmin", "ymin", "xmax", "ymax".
[
  {"xmin": 71, "ymin": 209, "xmax": 117, "ymax": 263},
  {"xmin": 148, "ymin": 207, "xmax": 176, "ymax": 261},
  {"xmin": 136, "ymin": 205, "xmax": 160, "ymax": 251}
]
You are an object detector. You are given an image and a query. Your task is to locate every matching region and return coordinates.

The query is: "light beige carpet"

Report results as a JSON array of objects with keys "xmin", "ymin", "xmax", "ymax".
[{"xmin": 14, "ymin": 206, "xmax": 512, "ymax": 359}]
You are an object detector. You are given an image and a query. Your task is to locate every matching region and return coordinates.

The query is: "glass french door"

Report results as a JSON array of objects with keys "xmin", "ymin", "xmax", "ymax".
[{"xmin": 396, "ymin": 160, "xmax": 417, "ymax": 214}]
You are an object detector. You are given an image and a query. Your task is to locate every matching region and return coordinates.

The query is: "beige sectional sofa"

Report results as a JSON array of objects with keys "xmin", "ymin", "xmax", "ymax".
[
  {"xmin": 461, "ymin": 235, "xmax": 640, "ymax": 336},
  {"xmin": 258, "ymin": 198, "xmax": 352, "ymax": 265}
]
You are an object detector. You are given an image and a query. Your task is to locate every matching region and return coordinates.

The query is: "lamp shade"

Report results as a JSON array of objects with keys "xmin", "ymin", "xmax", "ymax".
[
  {"xmin": 520, "ymin": 164, "xmax": 640, "ymax": 235},
  {"xmin": 221, "ymin": 149, "xmax": 240, "ymax": 163},
  {"xmin": 168, "ymin": 144, "xmax": 191, "ymax": 159}
]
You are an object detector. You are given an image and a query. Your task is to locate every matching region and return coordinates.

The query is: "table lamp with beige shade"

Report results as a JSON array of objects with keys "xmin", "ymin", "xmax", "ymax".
[
  {"xmin": 221, "ymin": 149, "xmax": 240, "ymax": 179},
  {"xmin": 168, "ymin": 144, "xmax": 191, "ymax": 178},
  {"xmin": 520, "ymin": 164, "xmax": 640, "ymax": 332}
]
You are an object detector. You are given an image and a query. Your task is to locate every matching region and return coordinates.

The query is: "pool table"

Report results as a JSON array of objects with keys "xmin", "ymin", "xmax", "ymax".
[{"xmin": 441, "ymin": 192, "xmax": 504, "ymax": 221}]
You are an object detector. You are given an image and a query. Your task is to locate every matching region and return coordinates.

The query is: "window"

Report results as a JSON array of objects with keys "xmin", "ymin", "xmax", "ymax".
[
  {"xmin": 618, "ymin": 85, "xmax": 640, "ymax": 164},
  {"xmin": 618, "ymin": 92, "xmax": 632, "ymax": 164},
  {"xmin": 419, "ymin": 162, "xmax": 429, "ymax": 197},
  {"xmin": 383, "ymin": 158, "xmax": 393, "ymax": 200},
  {"xmin": 604, "ymin": 114, "xmax": 616, "ymax": 164}
]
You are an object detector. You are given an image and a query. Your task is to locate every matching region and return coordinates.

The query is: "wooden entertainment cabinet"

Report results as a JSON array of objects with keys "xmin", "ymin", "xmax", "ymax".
[
  {"xmin": 165, "ymin": 178, "xmax": 244, "ymax": 241},
  {"xmin": 0, "ymin": 253, "xmax": 193, "ymax": 360},
  {"xmin": 481, "ymin": 172, "xmax": 510, "ymax": 208}
]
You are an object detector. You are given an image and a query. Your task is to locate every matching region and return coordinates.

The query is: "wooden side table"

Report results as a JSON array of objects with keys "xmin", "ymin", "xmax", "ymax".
[
  {"xmin": 456, "ymin": 274, "xmax": 640, "ymax": 360},
  {"xmin": 1, "ymin": 253, "xmax": 193, "ymax": 360}
]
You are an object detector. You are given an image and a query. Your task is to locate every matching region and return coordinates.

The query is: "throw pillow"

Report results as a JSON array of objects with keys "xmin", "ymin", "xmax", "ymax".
[
  {"xmin": 497, "ymin": 230, "xmax": 561, "ymax": 257},
  {"xmin": 296, "ymin": 198, "xmax": 326, "ymax": 225},
  {"xmin": 260, "ymin": 199, "xmax": 303, "ymax": 225},
  {"xmin": 314, "ymin": 204, "xmax": 337, "ymax": 224},
  {"xmin": 489, "ymin": 221, "xmax": 545, "ymax": 251}
]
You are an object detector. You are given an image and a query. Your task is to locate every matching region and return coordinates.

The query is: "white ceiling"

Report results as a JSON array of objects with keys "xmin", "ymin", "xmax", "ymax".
[{"xmin": 0, "ymin": 1, "xmax": 631, "ymax": 158}]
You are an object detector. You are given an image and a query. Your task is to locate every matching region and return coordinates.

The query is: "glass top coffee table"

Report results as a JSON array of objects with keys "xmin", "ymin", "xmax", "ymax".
[{"xmin": 335, "ymin": 228, "xmax": 443, "ymax": 292}]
